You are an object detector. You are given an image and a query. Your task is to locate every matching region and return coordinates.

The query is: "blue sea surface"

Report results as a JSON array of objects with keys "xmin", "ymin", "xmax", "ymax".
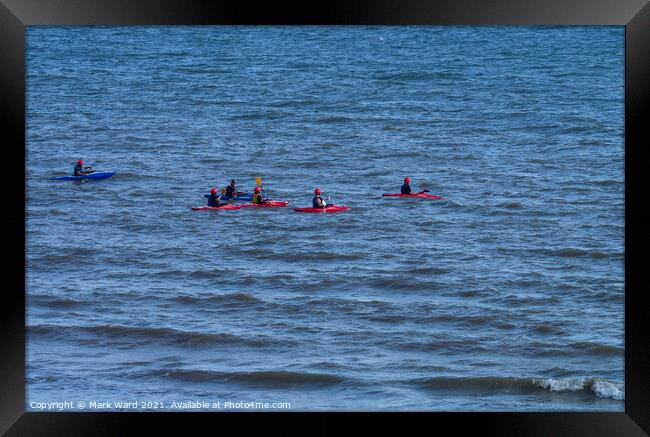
[{"xmin": 26, "ymin": 26, "xmax": 624, "ymax": 411}]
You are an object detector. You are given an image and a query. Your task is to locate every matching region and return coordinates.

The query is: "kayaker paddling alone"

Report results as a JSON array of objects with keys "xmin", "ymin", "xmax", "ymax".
[
  {"xmin": 401, "ymin": 177, "xmax": 412, "ymax": 194},
  {"xmin": 390, "ymin": 176, "xmax": 433, "ymax": 197},
  {"xmin": 312, "ymin": 188, "xmax": 328, "ymax": 209},
  {"xmin": 73, "ymin": 160, "xmax": 95, "ymax": 176}
]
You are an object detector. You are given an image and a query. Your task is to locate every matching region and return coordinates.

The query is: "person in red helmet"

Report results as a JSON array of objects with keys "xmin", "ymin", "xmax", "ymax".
[
  {"xmin": 312, "ymin": 188, "xmax": 328, "ymax": 208},
  {"xmin": 73, "ymin": 159, "xmax": 94, "ymax": 176},
  {"xmin": 207, "ymin": 187, "xmax": 223, "ymax": 207},
  {"xmin": 251, "ymin": 186, "xmax": 266, "ymax": 205},
  {"xmin": 401, "ymin": 177, "xmax": 412, "ymax": 194}
]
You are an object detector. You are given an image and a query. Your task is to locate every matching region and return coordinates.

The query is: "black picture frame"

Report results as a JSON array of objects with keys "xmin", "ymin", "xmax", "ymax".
[{"xmin": 2, "ymin": 0, "xmax": 648, "ymax": 435}]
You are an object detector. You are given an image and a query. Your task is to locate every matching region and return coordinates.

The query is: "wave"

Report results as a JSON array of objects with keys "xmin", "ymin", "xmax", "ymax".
[
  {"xmin": 497, "ymin": 201, "xmax": 524, "ymax": 210},
  {"xmin": 500, "ymin": 279, "xmax": 546, "ymax": 290},
  {"xmin": 528, "ymin": 158, "xmax": 554, "ymax": 165},
  {"xmin": 499, "ymin": 246, "xmax": 622, "ymax": 261},
  {"xmin": 188, "ymin": 270, "xmax": 229, "ymax": 279},
  {"xmin": 429, "ymin": 314, "xmax": 494, "ymax": 326},
  {"xmin": 365, "ymin": 277, "xmax": 443, "ymax": 292},
  {"xmin": 229, "ymin": 111, "xmax": 285, "ymax": 121},
  {"xmin": 535, "ymin": 377, "xmax": 624, "ymax": 400},
  {"xmin": 29, "ymin": 248, "xmax": 99, "ymax": 265},
  {"xmin": 171, "ymin": 292, "xmax": 265, "ymax": 306},
  {"xmin": 529, "ymin": 247, "xmax": 622, "ymax": 259},
  {"xmin": 317, "ymin": 116, "xmax": 353, "ymax": 124},
  {"xmin": 592, "ymin": 179, "xmax": 622, "ymax": 186},
  {"xmin": 458, "ymin": 289, "xmax": 487, "ymax": 298},
  {"xmin": 26, "ymin": 375, "xmax": 62, "ymax": 384},
  {"xmin": 364, "ymin": 312, "xmax": 503, "ymax": 327},
  {"xmin": 161, "ymin": 369, "xmax": 348, "ymax": 387},
  {"xmin": 231, "ymin": 248, "xmax": 364, "ymax": 262},
  {"xmin": 559, "ymin": 126, "xmax": 590, "ymax": 135},
  {"xmin": 268, "ymin": 99, "xmax": 319, "ymax": 108},
  {"xmin": 568, "ymin": 341, "xmax": 623, "ymax": 356},
  {"xmin": 362, "ymin": 314, "xmax": 408, "ymax": 324},
  {"xmin": 374, "ymin": 71, "xmax": 459, "ymax": 82},
  {"xmin": 377, "ymin": 151, "xmax": 422, "ymax": 158},
  {"xmin": 394, "ymin": 338, "xmax": 486, "ymax": 353},
  {"xmin": 111, "ymin": 171, "xmax": 168, "ymax": 181},
  {"xmin": 403, "ymin": 266, "xmax": 451, "ymax": 275},
  {"xmin": 583, "ymin": 290, "xmax": 623, "ymax": 303},
  {"xmin": 580, "ymin": 249, "xmax": 620, "ymax": 258},
  {"xmin": 409, "ymin": 376, "xmax": 623, "ymax": 400},
  {"xmin": 530, "ymin": 323, "xmax": 567, "ymax": 335},
  {"xmin": 28, "ymin": 324, "xmax": 287, "ymax": 348},
  {"xmin": 29, "ymin": 295, "xmax": 82, "ymax": 308},
  {"xmin": 520, "ymin": 339, "xmax": 623, "ymax": 358}
]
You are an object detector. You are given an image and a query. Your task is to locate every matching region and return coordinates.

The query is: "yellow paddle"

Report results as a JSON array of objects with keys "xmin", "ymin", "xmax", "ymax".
[{"xmin": 254, "ymin": 176, "xmax": 271, "ymax": 202}]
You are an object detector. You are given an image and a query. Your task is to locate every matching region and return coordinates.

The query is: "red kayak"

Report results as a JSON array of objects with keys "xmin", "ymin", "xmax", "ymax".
[
  {"xmin": 191, "ymin": 204, "xmax": 242, "ymax": 211},
  {"xmin": 240, "ymin": 201, "xmax": 289, "ymax": 208},
  {"xmin": 382, "ymin": 193, "xmax": 442, "ymax": 199},
  {"xmin": 293, "ymin": 205, "xmax": 351, "ymax": 213}
]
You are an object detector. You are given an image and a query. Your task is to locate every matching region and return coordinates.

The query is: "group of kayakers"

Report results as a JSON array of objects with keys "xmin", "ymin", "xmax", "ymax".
[
  {"xmin": 207, "ymin": 179, "xmax": 267, "ymax": 207},
  {"xmin": 204, "ymin": 176, "xmax": 421, "ymax": 209},
  {"xmin": 70, "ymin": 160, "xmax": 424, "ymax": 209}
]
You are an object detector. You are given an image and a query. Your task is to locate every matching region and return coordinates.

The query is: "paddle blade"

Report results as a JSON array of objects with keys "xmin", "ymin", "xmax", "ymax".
[{"xmin": 255, "ymin": 176, "xmax": 262, "ymax": 186}]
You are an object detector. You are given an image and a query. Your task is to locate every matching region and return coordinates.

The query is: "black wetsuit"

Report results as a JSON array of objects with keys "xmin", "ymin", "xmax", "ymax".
[
  {"xmin": 312, "ymin": 196, "xmax": 327, "ymax": 208},
  {"xmin": 74, "ymin": 163, "xmax": 94, "ymax": 176},
  {"xmin": 207, "ymin": 193, "xmax": 222, "ymax": 207},
  {"xmin": 225, "ymin": 185, "xmax": 237, "ymax": 197},
  {"xmin": 401, "ymin": 183, "xmax": 412, "ymax": 194}
]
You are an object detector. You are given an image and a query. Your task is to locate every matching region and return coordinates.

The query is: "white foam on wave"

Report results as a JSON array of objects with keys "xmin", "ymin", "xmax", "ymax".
[
  {"xmin": 537, "ymin": 378, "xmax": 584, "ymax": 392},
  {"xmin": 590, "ymin": 379, "xmax": 625, "ymax": 401},
  {"xmin": 534, "ymin": 377, "xmax": 624, "ymax": 401}
]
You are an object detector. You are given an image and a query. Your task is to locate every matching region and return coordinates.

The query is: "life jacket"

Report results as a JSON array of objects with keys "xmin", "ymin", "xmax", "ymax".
[
  {"xmin": 207, "ymin": 193, "xmax": 221, "ymax": 207},
  {"xmin": 252, "ymin": 192, "xmax": 264, "ymax": 204},
  {"xmin": 312, "ymin": 196, "xmax": 326, "ymax": 208},
  {"xmin": 73, "ymin": 163, "xmax": 83, "ymax": 175},
  {"xmin": 401, "ymin": 183, "xmax": 411, "ymax": 194}
]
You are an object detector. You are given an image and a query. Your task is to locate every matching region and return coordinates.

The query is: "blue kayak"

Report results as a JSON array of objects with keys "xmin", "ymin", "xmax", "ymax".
[
  {"xmin": 204, "ymin": 193, "xmax": 267, "ymax": 201},
  {"xmin": 51, "ymin": 171, "xmax": 117, "ymax": 181}
]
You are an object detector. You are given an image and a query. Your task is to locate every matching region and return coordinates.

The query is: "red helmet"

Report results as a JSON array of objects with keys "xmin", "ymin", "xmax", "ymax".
[
  {"xmin": 314, "ymin": 188, "xmax": 321, "ymax": 195},
  {"xmin": 254, "ymin": 186, "xmax": 261, "ymax": 193},
  {"xmin": 77, "ymin": 160, "xmax": 84, "ymax": 165},
  {"xmin": 404, "ymin": 177, "xmax": 411, "ymax": 183},
  {"xmin": 210, "ymin": 187, "xmax": 217, "ymax": 194}
]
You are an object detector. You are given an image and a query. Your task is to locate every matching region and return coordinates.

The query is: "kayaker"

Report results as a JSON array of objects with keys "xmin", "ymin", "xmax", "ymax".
[
  {"xmin": 73, "ymin": 160, "xmax": 94, "ymax": 176},
  {"xmin": 401, "ymin": 177, "xmax": 412, "ymax": 194},
  {"xmin": 225, "ymin": 179, "xmax": 240, "ymax": 197},
  {"xmin": 312, "ymin": 188, "xmax": 327, "ymax": 208},
  {"xmin": 207, "ymin": 187, "xmax": 223, "ymax": 207},
  {"xmin": 252, "ymin": 186, "xmax": 266, "ymax": 205}
]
